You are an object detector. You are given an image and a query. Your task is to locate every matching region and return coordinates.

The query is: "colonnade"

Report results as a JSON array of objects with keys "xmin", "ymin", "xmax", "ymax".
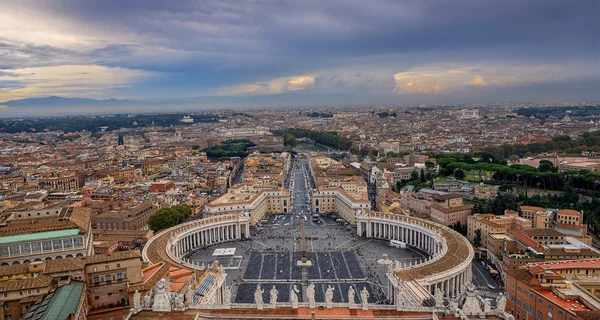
[
  {"xmin": 356, "ymin": 212, "xmax": 473, "ymax": 300},
  {"xmin": 358, "ymin": 220, "xmax": 443, "ymax": 257},
  {"xmin": 172, "ymin": 222, "xmax": 249, "ymax": 257}
]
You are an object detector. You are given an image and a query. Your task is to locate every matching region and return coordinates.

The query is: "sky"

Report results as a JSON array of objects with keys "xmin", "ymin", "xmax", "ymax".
[{"xmin": 0, "ymin": 0, "xmax": 598, "ymax": 109}]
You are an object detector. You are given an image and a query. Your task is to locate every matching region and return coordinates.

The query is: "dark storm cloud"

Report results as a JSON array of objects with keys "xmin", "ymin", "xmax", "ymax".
[{"xmin": 1, "ymin": 0, "xmax": 598, "ymax": 104}]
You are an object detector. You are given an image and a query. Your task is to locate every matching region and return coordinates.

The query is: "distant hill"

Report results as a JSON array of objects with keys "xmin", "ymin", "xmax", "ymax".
[{"xmin": 1, "ymin": 96, "xmax": 141, "ymax": 107}]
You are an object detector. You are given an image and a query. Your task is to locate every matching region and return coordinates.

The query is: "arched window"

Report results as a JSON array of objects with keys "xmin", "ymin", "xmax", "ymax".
[
  {"xmin": 93, "ymin": 275, "xmax": 99, "ymax": 284},
  {"xmin": 116, "ymin": 272, "xmax": 123, "ymax": 280},
  {"xmin": 105, "ymin": 274, "xmax": 112, "ymax": 282}
]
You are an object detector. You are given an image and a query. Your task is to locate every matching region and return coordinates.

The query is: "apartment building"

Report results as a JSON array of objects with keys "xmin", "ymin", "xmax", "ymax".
[
  {"xmin": 204, "ymin": 185, "xmax": 290, "ymax": 225},
  {"xmin": 0, "ymin": 207, "xmax": 93, "ymax": 265},
  {"xmin": 83, "ymin": 251, "xmax": 143, "ymax": 319}
]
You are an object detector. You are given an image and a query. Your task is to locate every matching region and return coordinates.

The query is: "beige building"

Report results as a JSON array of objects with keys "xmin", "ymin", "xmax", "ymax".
[
  {"xmin": 557, "ymin": 209, "xmax": 583, "ymax": 226},
  {"xmin": 467, "ymin": 212, "xmax": 532, "ymax": 248},
  {"xmin": 83, "ymin": 251, "xmax": 143, "ymax": 314},
  {"xmin": 204, "ymin": 185, "xmax": 291, "ymax": 225}
]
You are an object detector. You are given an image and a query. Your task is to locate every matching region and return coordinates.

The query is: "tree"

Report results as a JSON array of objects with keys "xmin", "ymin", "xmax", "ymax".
[
  {"xmin": 473, "ymin": 229, "xmax": 482, "ymax": 247},
  {"xmin": 148, "ymin": 205, "xmax": 192, "ymax": 232},
  {"xmin": 492, "ymin": 192, "xmax": 518, "ymax": 215},
  {"xmin": 410, "ymin": 170, "xmax": 419, "ymax": 181},
  {"xmin": 283, "ymin": 132, "xmax": 297, "ymax": 147},
  {"xmin": 425, "ymin": 161, "xmax": 435, "ymax": 169},
  {"xmin": 538, "ymin": 160, "xmax": 555, "ymax": 173},
  {"xmin": 386, "ymin": 151, "xmax": 396, "ymax": 158},
  {"xmin": 420, "ymin": 169, "xmax": 426, "ymax": 182}
]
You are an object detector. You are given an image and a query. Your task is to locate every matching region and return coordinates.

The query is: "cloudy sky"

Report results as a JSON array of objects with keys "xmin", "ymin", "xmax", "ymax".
[{"xmin": 0, "ymin": 0, "xmax": 598, "ymax": 108}]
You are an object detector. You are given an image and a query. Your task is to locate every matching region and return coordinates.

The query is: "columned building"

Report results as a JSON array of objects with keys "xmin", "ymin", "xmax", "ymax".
[{"xmin": 357, "ymin": 211, "xmax": 473, "ymax": 299}]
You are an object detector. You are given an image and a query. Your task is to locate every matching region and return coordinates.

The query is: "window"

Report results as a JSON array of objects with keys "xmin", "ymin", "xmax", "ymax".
[
  {"xmin": 20, "ymin": 244, "xmax": 31, "ymax": 255},
  {"xmin": 105, "ymin": 274, "xmax": 112, "ymax": 282},
  {"xmin": 537, "ymin": 311, "xmax": 542, "ymax": 320},
  {"xmin": 558, "ymin": 311, "xmax": 563, "ymax": 316},
  {"xmin": 117, "ymin": 263, "xmax": 121, "ymax": 268},
  {"xmin": 0, "ymin": 246, "xmax": 7, "ymax": 256},
  {"xmin": 4, "ymin": 304, "xmax": 8, "ymax": 310},
  {"xmin": 32, "ymin": 242, "xmax": 41, "ymax": 253},
  {"xmin": 105, "ymin": 265, "xmax": 109, "ymax": 271},
  {"xmin": 95, "ymin": 296, "xmax": 99, "ymax": 300},
  {"xmin": 42, "ymin": 241, "xmax": 52, "ymax": 251},
  {"xmin": 93, "ymin": 275, "xmax": 99, "ymax": 284},
  {"xmin": 108, "ymin": 292, "xmax": 112, "ymax": 296},
  {"xmin": 116, "ymin": 272, "xmax": 123, "ymax": 280},
  {"xmin": 62, "ymin": 239, "xmax": 73, "ymax": 249},
  {"xmin": 73, "ymin": 237, "xmax": 83, "ymax": 248},
  {"xmin": 52, "ymin": 240, "xmax": 62, "ymax": 250},
  {"xmin": 548, "ymin": 305, "xmax": 552, "ymax": 311}
]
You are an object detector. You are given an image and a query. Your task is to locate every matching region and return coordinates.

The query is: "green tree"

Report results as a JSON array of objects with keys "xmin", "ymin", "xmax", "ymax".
[
  {"xmin": 425, "ymin": 161, "xmax": 435, "ymax": 169},
  {"xmin": 148, "ymin": 205, "xmax": 193, "ymax": 232},
  {"xmin": 420, "ymin": 169, "xmax": 426, "ymax": 182},
  {"xmin": 473, "ymin": 229, "xmax": 482, "ymax": 247},
  {"xmin": 283, "ymin": 132, "xmax": 297, "ymax": 147},
  {"xmin": 410, "ymin": 170, "xmax": 419, "ymax": 181},
  {"xmin": 538, "ymin": 160, "xmax": 555, "ymax": 173}
]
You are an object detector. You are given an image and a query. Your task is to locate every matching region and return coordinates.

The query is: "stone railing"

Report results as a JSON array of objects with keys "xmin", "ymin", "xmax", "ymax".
[
  {"xmin": 142, "ymin": 213, "xmax": 249, "ymax": 264},
  {"xmin": 357, "ymin": 211, "xmax": 448, "ymax": 271}
]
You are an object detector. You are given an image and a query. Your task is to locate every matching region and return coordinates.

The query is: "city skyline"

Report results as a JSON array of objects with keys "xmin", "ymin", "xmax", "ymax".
[{"xmin": 0, "ymin": 0, "xmax": 598, "ymax": 115}]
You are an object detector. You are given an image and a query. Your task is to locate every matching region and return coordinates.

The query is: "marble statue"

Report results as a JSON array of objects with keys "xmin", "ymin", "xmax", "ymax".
[
  {"xmin": 164, "ymin": 278, "xmax": 173, "ymax": 298},
  {"xmin": 254, "ymin": 285, "xmax": 265, "ymax": 310},
  {"xmin": 394, "ymin": 260, "xmax": 400, "ymax": 270},
  {"xmin": 307, "ymin": 283, "xmax": 316, "ymax": 309},
  {"xmin": 290, "ymin": 285, "xmax": 299, "ymax": 309},
  {"xmin": 325, "ymin": 285, "xmax": 334, "ymax": 308},
  {"xmin": 185, "ymin": 285, "xmax": 194, "ymax": 307},
  {"xmin": 448, "ymin": 299, "xmax": 459, "ymax": 312},
  {"xmin": 360, "ymin": 287, "xmax": 369, "ymax": 310},
  {"xmin": 224, "ymin": 286, "xmax": 232, "ymax": 309},
  {"xmin": 483, "ymin": 298, "xmax": 491, "ymax": 313},
  {"xmin": 348, "ymin": 286, "xmax": 356, "ymax": 308},
  {"xmin": 387, "ymin": 263, "xmax": 394, "ymax": 274},
  {"xmin": 143, "ymin": 291, "xmax": 153, "ymax": 309},
  {"xmin": 434, "ymin": 289, "xmax": 444, "ymax": 307},
  {"xmin": 173, "ymin": 294, "xmax": 185, "ymax": 311},
  {"xmin": 496, "ymin": 293, "xmax": 507, "ymax": 312},
  {"xmin": 133, "ymin": 290, "xmax": 142, "ymax": 310},
  {"xmin": 270, "ymin": 285, "xmax": 279, "ymax": 308},
  {"xmin": 152, "ymin": 279, "xmax": 172, "ymax": 312}
]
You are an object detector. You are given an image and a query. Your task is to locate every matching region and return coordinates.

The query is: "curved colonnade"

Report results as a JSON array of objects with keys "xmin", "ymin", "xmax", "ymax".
[
  {"xmin": 356, "ymin": 211, "xmax": 473, "ymax": 299},
  {"xmin": 142, "ymin": 213, "xmax": 251, "ymax": 268}
]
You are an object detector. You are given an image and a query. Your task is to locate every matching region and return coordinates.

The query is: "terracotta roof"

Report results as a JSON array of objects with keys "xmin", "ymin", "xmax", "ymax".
[
  {"xmin": 80, "ymin": 250, "xmax": 141, "ymax": 265},
  {"xmin": 558, "ymin": 209, "xmax": 582, "ymax": 216},
  {"xmin": 430, "ymin": 203, "xmax": 471, "ymax": 213},
  {"xmin": 520, "ymin": 206, "xmax": 546, "ymax": 212},
  {"xmin": 44, "ymin": 257, "xmax": 85, "ymax": 273},
  {"xmin": 0, "ymin": 274, "xmax": 53, "ymax": 292},
  {"xmin": 522, "ymin": 228, "xmax": 565, "ymax": 238}
]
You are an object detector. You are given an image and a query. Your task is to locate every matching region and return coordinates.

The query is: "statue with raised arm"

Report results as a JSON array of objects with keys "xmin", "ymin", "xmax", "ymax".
[
  {"xmin": 133, "ymin": 290, "xmax": 142, "ymax": 310},
  {"xmin": 307, "ymin": 283, "xmax": 316, "ymax": 309},
  {"xmin": 269, "ymin": 285, "xmax": 279, "ymax": 308},
  {"xmin": 255, "ymin": 285, "xmax": 265, "ymax": 310},
  {"xmin": 143, "ymin": 291, "xmax": 153, "ymax": 309},
  {"xmin": 435, "ymin": 289, "xmax": 444, "ymax": 307},
  {"xmin": 360, "ymin": 287, "xmax": 369, "ymax": 310},
  {"xmin": 290, "ymin": 285, "xmax": 299, "ymax": 309},
  {"xmin": 325, "ymin": 285, "xmax": 335, "ymax": 308},
  {"xmin": 224, "ymin": 286, "xmax": 232, "ymax": 309},
  {"xmin": 185, "ymin": 285, "xmax": 193, "ymax": 308},
  {"xmin": 348, "ymin": 286, "xmax": 356, "ymax": 308},
  {"xmin": 496, "ymin": 293, "xmax": 507, "ymax": 312}
]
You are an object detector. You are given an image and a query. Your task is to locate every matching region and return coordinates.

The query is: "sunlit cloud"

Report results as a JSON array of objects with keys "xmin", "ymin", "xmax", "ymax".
[
  {"xmin": 468, "ymin": 75, "xmax": 487, "ymax": 86},
  {"xmin": 0, "ymin": 65, "xmax": 154, "ymax": 101},
  {"xmin": 220, "ymin": 75, "xmax": 315, "ymax": 96}
]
